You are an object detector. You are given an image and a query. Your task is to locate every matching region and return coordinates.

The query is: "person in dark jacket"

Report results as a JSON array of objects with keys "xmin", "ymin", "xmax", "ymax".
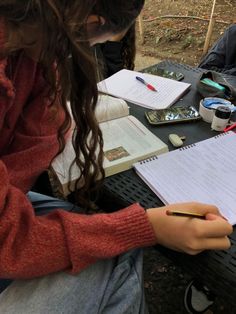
[{"xmin": 199, "ymin": 24, "xmax": 236, "ymax": 76}]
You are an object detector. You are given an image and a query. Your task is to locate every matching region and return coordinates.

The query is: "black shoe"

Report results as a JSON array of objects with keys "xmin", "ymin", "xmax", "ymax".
[{"xmin": 184, "ymin": 280, "xmax": 215, "ymax": 313}]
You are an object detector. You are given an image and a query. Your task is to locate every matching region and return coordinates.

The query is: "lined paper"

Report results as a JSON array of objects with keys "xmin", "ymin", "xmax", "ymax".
[
  {"xmin": 134, "ymin": 132, "xmax": 236, "ymax": 225},
  {"xmin": 97, "ymin": 69, "xmax": 191, "ymax": 110}
]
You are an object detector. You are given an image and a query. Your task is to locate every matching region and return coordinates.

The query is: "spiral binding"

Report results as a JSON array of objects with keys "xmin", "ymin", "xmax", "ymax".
[
  {"xmin": 139, "ymin": 132, "xmax": 231, "ymax": 164},
  {"xmin": 179, "ymin": 143, "xmax": 196, "ymax": 151},
  {"xmin": 214, "ymin": 132, "xmax": 229, "ymax": 139},
  {"xmin": 139, "ymin": 155, "xmax": 158, "ymax": 164}
]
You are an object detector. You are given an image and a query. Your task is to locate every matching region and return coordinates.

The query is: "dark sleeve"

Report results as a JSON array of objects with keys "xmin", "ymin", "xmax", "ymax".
[
  {"xmin": 98, "ymin": 41, "xmax": 124, "ymax": 78},
  {"xmin": 222, "ymin": 67, "xmax": 236, "ymax": 76},
  {"xmin": 199, "ymin": 25, "xmax": 236, "ymax": 74}
]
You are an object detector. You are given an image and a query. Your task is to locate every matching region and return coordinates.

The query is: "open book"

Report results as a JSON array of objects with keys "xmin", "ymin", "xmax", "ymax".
[
  {"xmin": 134, "ymin": 131, "xmax": 236, "ymax": 225},
  {"xmin": 97, "ymin": 69, "xmax": 191, "ymax": 110},
  {"xmin": 50, "ymin": 95, "xmax": 168, "ymax": 196}
]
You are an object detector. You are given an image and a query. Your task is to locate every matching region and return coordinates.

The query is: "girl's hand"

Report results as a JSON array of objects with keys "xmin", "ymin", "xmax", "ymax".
[{"xmin": 146, "ymin": 202, "xmax": 233, "ymax": 255}]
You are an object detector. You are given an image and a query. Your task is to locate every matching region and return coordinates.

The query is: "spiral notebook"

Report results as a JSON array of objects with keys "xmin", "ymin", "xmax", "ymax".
[{"xmin": 134, "ymin": 131, "xmax": 236, "ymax": 225}]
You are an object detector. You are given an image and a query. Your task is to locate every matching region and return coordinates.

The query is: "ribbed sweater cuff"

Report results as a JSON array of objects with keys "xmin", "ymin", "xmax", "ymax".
[
  {"xmin": 63, "ymin": 202, "xmax": 157, "ymax": 274},
  {"xmin": 111, "ymin": 203, "xmax": 157, "ymax": 250}
]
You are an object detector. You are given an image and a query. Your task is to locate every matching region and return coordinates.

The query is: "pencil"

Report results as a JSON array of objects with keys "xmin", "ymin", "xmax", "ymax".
[{"xmin": 166, "ymin": 210, "xmax": 206, "ymax": 219}]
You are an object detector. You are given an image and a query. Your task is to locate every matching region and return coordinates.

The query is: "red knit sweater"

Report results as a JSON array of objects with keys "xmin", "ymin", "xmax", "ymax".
[{"xmin": 0, "ymin": 21, "xmax": 156, "ymax": 279}]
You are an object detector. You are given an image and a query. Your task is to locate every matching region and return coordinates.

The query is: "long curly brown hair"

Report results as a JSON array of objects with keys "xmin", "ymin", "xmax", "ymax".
[
  {"xmin": 0, "ymin": 0, "xmax": 144, "ymax": 207},
  {"xmin": 121, "ymin": 23, "xmax": 136, "ymax": 71}
]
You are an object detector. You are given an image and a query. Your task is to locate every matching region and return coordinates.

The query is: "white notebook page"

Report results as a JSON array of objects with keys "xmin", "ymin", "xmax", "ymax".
[
  {"xmin": 134, "ymin": 132, "xmax": 236, "ymax": 225},
  {"xmin": 97, "ymin": 69, "xmax": 191, "ymax": 109}
]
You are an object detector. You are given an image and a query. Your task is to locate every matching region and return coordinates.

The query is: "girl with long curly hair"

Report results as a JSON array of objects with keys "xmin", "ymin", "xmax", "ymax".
[{"xmin": 0, "ymin": 1, "xmax": 232, "ymax": 313}]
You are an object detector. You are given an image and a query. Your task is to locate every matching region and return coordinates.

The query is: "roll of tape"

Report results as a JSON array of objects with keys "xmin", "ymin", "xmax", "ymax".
[{"xmin": 199, "ymin": 99, "xmax": 215, "ymax": 123}]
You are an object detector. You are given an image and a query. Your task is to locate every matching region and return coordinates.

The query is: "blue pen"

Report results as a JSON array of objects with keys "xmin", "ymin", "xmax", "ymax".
[{"xmin": 136, "ymin": 76, "xmax": 157, "ymax": 92}]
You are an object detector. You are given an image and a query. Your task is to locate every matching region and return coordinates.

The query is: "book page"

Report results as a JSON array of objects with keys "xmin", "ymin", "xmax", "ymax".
[
  {"xmin": 101, "ymin": 115, "xmax": 168, "ymax": 176},
  {"xmin": 51, "ymin": 130, "xmax": 79, "ymax": 187},
  {"xmin": 97, "ymin": 69, "xmax": 191, "ymax": 109},
  {"xmin": 95, "ymin": 95, "xmax": 129, "ymax": 123},
  {"xmin": 134, "ymin": 132, "xmax": 236, "ymax": 225},
  {"xmin": 67, "ymin": 95, "xmax": 129, "ymax": 124},
  {"xmin": 51, "ymin": 115, "xmax": 168, "ymax": 196}
]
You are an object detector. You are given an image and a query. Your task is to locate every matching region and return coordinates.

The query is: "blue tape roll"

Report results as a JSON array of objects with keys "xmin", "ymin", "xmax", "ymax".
[{"xmin": 203, "ymin": 97, "xmax": 236, "ymax": 112}]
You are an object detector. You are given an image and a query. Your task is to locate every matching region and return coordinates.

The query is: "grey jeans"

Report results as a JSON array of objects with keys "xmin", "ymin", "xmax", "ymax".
[{"xmin": 0, "ymin": 192, "xmax": 147, "ymax": 314}]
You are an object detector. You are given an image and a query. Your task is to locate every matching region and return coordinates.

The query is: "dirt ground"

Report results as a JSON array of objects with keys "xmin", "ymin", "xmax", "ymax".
[
  {"xmin": 139, "ymin": 1, "xmax": 235, "ymax": 313},
  {"xmin": 136, "ymin": 0, "xmax": 235, "ymax": 66},
  {"xmin": 143, "ymin": 247, "xmax": 233, "ymax": 314}
]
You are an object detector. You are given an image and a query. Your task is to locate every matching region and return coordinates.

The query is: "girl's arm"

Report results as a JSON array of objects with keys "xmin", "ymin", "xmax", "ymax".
[{"xmin": 0, "ymin": 63, "xmax": 156, "ymax": 279}]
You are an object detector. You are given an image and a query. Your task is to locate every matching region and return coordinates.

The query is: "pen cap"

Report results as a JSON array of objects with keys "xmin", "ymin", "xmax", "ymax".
[{"xmin": 215, "ymin": 106, "xmax": 231, "ymax": 119}]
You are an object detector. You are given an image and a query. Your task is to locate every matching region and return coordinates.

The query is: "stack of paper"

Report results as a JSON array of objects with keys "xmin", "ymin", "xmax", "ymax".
[{"xmin": 97, "ymin": 69, "xmax": 191, "ymax": 109}]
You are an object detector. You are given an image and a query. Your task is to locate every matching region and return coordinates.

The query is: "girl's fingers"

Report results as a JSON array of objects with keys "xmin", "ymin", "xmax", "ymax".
[
  {"xmin": 183, "ymin": 203, "xmax": 220, "ymax": 215},
  {"xmin": 198, "ymin": 236, "xmax": 231, "ymax": 251},
  {"xmin": 206, "ymin": 213, "xmax": 228, "ymax": 221},
  {"xmin": 198, "ymin": 218, "xmax": 233, "ymax": 238},
  {"xmin": 168, "ymin": 202, "xmax": 221, "ymax": 216}
]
